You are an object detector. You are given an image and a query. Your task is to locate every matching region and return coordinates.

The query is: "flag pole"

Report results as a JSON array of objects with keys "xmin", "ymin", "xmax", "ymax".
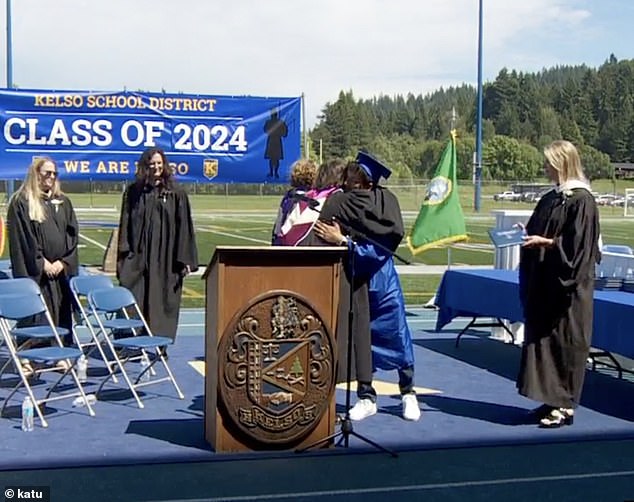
[
  {"xmin": 473, "ymin": 0, "xmax": 484, "ymax": 212},
  {"xmin": 447, "ymin": 107, "xmax": 457, "ymax": 270},
  {"xmin": 6, "ymin": 0, "xmax": 12, "ymax": 88}
]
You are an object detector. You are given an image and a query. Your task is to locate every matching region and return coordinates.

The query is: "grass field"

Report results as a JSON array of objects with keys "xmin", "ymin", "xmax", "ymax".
[{"xmin": 2, "ymin": 180, "xmax": 633, "ymax": 308}]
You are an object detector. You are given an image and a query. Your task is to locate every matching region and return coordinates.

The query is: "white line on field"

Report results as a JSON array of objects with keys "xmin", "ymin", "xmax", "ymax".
[
  {"xmin": 79, "ymin": 233, "xmax": 107, "ymax": 250},
  {"xmin": 197, "ymin": 226, "xmax": 270, "ymax": 244}
]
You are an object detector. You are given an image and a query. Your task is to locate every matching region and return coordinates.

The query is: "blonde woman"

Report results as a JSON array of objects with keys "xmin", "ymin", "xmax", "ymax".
[
  {"xmin": 517, "ymin": 140, "xmax": 601, "ymax": 428},
  {"xmin": 7, "ymin": 157, "xmax": 79, "ymax": 347}
]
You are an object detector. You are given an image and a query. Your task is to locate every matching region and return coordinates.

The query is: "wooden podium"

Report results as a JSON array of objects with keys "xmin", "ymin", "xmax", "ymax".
[{"xmin": 203, "ymin": 246, "xmax": 345, "ymax": 452}]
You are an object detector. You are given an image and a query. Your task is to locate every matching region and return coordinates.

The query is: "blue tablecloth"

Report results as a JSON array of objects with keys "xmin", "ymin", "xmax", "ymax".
[
  {"xmin": 435, "ymin": 268, "xmax": 523, "ymax": 331},
  {"xmin": 593, "ymin": 290, "xmax": 634, "ymax": 359},
  {"xmin": 435, "ymin": 268, "xmax": 634, "ymax": 360}
]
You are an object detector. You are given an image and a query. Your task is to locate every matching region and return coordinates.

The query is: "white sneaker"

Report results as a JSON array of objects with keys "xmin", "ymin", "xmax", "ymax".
[
  {"xmin": 348, "ymin": 398, "xmax": 377, "ymax": 421},
  {"xmin": 402, "ymin": 394, "xmax": 421, "ymax": 421}
]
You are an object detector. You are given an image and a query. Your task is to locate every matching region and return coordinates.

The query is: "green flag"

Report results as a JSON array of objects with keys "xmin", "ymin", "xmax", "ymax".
[{"xmin": 407, "ymin": 131, "xmax": 468, "ymax": 254}]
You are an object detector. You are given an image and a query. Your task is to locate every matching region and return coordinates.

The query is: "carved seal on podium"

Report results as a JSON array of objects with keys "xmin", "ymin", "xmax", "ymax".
[{"xmin": 217, "ymin": 290, "xmax": 336, "ymax": 446}]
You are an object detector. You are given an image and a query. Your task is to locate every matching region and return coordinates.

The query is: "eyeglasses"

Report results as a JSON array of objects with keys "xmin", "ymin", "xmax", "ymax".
[{"xmin": 40, "ymin": 171, "xmax": 58, "ymax": 178}]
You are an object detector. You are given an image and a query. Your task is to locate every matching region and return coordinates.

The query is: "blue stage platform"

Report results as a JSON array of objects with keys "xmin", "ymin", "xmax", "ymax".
[
  {"xmin": 0, "ymin": 309, "xmax": 634, "ymax": 500},
  {"xmin": 1, "ymin": 307, "xmax": 633, "ymax": 474}
]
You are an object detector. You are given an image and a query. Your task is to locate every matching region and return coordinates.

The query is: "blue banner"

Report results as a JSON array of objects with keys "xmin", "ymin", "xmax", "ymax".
[{"xmin": 0, "ymin": 88, "xmax": 302, "ymax": 183}]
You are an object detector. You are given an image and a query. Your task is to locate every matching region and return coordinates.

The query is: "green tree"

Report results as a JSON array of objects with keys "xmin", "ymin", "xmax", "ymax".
[
  {"xmin": 536, "ymin": 106, "xmax": 562, "ymax": 146},
  {"xmin": 578, "ymin": 144, "xmax": 613, "ymax": 180},
  {"xmin": 418, "ymin": 140, "xmax": 444, "ymax": 178},
  {"xmin": 482, "ymin": 135, "xmax": 540, "ymax": 180},
  {"xmin": 307, "ymin": 57, "xmax": 634, "ymax": 179}
]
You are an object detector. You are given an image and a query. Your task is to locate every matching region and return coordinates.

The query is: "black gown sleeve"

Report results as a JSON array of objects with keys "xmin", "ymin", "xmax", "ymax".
[
  {"xmin": 551, "ymin": 190, "xmax": 600, "ymax": 290},
  {"xmin": 174, "ymin": 189, "xmax": 199, "ymax": 272},
  {"xmin": 60, "ymin": 195, "xmax": 79, "ymax": 276},
  {"xmin": 7, "ymin": 197, "xmax": 43, "ymax": 279},
  {"xmin": 116, "ymin": 187, "xmax": 132, "ymax": 280}
]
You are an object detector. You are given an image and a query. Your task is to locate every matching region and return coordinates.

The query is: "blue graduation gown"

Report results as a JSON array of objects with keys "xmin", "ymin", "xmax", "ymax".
[{"xmin": 355, "ymin": 242, "xmax": 415, "ymax": 371}]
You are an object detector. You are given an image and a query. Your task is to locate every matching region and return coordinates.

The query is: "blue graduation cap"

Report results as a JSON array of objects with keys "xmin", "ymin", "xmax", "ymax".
[{"xmin": 356, "ymin": 151, "xmax": 392, "ymax": 184}]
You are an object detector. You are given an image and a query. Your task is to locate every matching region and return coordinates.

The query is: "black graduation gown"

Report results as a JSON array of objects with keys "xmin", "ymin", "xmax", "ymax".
[
  {"xmin": 116, "ymin": 183, "xmax": 198, "ymax": 341},
  {"xmin": 7, "ymin": 194, "xmax": 79, "ymax": 335},
  {"xmin": 315, "ymin": 187, "xmax": 404, "ymax": 384},
  {"xmin": 517, "ymin": 187, "xmax": 601, "ymax": 408}
]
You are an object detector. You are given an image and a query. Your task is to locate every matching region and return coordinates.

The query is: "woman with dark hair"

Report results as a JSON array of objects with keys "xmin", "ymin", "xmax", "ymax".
[{"xmin": 116, "ymin": 148, "xmax": 198, "ymax": 342}]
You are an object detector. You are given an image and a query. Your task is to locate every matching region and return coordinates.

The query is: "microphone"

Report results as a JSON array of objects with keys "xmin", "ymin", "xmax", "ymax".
[{"xmin": 290, "ymin": 192, "xmax": 319, "ymax": 208}]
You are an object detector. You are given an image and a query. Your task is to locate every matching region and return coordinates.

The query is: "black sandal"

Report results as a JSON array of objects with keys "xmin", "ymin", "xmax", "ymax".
[
  {"xmin": 539, "ymin": 408, "xmax": 574, "ymax": 428},
  {"xmin": 527, "ymin": 404, "xmax": 554, "ymax": 423}
]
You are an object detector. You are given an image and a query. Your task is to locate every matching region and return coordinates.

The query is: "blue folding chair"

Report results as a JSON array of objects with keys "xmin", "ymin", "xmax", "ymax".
[
  {"xmin": 0, "ymin": 278, "xmax": 72, "ymax": 346},
  {"xmin": 0, "ymin": 278, "xmax": 73, "ymax": 378},
  {"xmin": 69, "ymin": 274, "xmax": 118, "ymax": 381},
  {"xmin": 0, "ymin": 279, "xmax": 96, "ymax": 427},
  {"xmin": 87, "ymin": 286, "xmax": 184, "ymax": 408}
]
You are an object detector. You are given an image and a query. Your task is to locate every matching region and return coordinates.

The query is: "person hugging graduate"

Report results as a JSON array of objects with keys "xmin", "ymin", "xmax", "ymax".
[{"xmin": 314, "ymin": 152, "xmax": 420, "ymax": 422}]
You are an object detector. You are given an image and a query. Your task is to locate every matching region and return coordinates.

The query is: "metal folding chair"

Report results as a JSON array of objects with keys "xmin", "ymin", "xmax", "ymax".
[
  {"xmin": 0, "ymin": 278, "xmax": 96, "ymax": 427},
  {"xmin": 0, "ymin": 277, "xmax": 72, "ymax": 345},
  {"xmin": 87, "ymin": 286, "xmax": 184, "ymax": 408},
  {"xmin": 69, "ymin": 274, "xmax": 118, "ymax": 381},
  {"xmin": 0, "ymin": 277, "xmax": 73, "ymax": 377}
]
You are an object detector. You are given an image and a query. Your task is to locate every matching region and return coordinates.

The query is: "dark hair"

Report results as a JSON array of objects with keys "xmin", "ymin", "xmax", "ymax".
[
  {"xmin": 343, "ymin": 161, "xmax": 371, "ymax": 190},
  {"xmin": 135, "ymin": 147, "xmax": 174, "ymax": 190},
  {"xmin": 314, "ymin": 159, "xmax": 345, "ymax": 189}
]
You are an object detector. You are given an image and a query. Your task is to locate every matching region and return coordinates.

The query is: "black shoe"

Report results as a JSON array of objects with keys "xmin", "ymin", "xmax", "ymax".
[{"xmin": 539, "ymin": 408, "xmax": 574, "ymax": 428}]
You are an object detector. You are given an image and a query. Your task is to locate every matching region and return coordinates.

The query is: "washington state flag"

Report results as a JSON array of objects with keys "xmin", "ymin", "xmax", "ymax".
[{"xmin": 407, "ymin": 130, "xmax": 468, "ymax": 254}]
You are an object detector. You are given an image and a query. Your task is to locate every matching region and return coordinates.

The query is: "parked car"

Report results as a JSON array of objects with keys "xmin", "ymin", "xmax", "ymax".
[
  {"xmin": 493, "ymin": 191, "xmax": 521, "ymax": 202},
  {"xmin": 610, "ymin": 194, "xmax": 634, "ymax": 207},
  {"xmin": 595, "ymin": 194, "xmax": 619, "ymax": 206},
  {"xmin": 611, "ymin": 197, "xmax": 626, "ymax": 207},
  {"xmin": 521, "ymin": 188, "xmax": 551, "ymax": 204}
]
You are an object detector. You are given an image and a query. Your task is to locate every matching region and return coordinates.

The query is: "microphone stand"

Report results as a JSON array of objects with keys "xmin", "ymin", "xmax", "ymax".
[{"xmin": 296, "ymin": 221, "xmax": 398, "ymax": 457}]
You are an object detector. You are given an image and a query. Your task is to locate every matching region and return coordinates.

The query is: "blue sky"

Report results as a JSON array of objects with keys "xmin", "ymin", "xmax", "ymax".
[{"xmin": 0, "ymin": 0, "xmax": 631, "ymax": 128}]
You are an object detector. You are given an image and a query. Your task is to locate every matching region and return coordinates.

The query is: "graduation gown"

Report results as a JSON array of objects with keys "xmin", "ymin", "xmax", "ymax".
[
  {"xmin": 517, "ymin": 185, "xmax": 601, "ymax": 408},
  {"xmin": 271, "ymin": 189, "xmax": 299, "ymax": 245},
  {"xmin": 319, "ymin": 187, "xmax": 414, "ymax": 382},
  {"xmin": 355, "ymin": 243, "xmax": 415, "ymax": 371},
  {"xmin": 117, "ymin": 183, "xmax": 198, "ymax": 341},
  {"xmin": 7, "ymin": 193, "xmax": 79, "ymax": 333},
  {"xmin": 273, "ymin": 186, "xmax": 341, "ymax": 246}
]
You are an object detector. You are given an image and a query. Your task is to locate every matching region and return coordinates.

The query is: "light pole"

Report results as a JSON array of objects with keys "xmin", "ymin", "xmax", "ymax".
[
  {"xmin": 6, "ymin": 0, "xmax": 12, "ymax": 88},
  {"xmin": 474, "ymin": 0, "xmax": 483, "ymax": 212},
  {"xmin": 5, "ymin": 0, "xmax": 15, "ymax": 199}
]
